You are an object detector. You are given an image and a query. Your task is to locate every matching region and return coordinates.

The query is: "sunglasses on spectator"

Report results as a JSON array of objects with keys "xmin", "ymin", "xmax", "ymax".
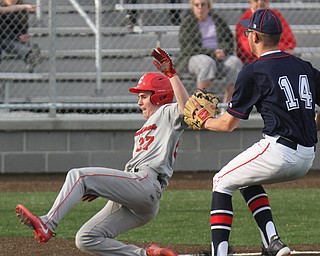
[
  {"xmin": 194, "ymin": 3, "xmax": 207, "ymax": 7},
  {"xmin": 244, "ymin": 29, "xmax": 254, "ymax": 37}
]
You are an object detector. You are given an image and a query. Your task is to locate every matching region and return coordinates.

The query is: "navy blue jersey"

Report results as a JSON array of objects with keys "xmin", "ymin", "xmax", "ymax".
[{"xmin": 227, "ymin": 51, "xmax": 320, "ymax": 147}]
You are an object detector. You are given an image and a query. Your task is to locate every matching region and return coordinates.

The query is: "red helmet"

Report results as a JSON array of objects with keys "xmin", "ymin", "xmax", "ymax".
[{"xmin": 129, "ymin": 72, "xmax": 174, "ymax": 106}]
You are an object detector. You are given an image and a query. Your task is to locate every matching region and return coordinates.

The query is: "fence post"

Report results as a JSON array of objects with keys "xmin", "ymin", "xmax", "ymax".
[
  {"xmin": 36, "ymin": 0, "xmax": 43, "ymax": 26},
  {"xmin": 48, "ymin": 0, "xmax": 57, "ymax": 117},
  {"xmin": 95, "ymin": 0, "xmax": 103, "ymax": 95}
]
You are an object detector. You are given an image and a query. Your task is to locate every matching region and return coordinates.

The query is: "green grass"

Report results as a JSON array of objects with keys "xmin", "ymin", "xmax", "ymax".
[{"xmin": 2, "ymin": 189, "xmax": 320, "ymax": 247}]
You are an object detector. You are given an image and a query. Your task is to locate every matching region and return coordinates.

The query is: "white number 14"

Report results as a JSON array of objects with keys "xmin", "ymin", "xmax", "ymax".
[{"xmin": 278, "ymin": 75, "xmax": 312, "ymax": 111}]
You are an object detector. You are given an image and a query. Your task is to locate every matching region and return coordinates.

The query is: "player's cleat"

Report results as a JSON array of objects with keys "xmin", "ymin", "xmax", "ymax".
[
  {"xmin": 261, "ymin": 235, "xmax": 291, "ymax": 256},
  {"xmin": 146, "ymin": 242, "xmax": 177, "ymax": 256},
  {"xmin": 15, "ymin": 204, "xmax": 55, "ymax": 244}
]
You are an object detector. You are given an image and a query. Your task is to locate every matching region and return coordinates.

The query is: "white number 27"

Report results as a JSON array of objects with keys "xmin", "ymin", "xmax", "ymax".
[{"xmin": 278, "ymin": 75, "xmax": 312, "ymax": 111}]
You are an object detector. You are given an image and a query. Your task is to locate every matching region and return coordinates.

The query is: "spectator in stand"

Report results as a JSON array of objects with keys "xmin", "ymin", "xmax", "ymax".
[
  {"xmin": 0, "ymin": 0, "xmax": 41, "ymax": 72},
  {"xmin": 175, "ymin": 0, "xmax": 243, "ymax": 103},
  {"xmin": 236, "ymin": 0, "xmax": 297, "ymax": 65}
]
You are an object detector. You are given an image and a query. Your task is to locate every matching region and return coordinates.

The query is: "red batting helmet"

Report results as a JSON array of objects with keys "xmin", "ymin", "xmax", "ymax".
[{"xmin": 129, "ymin": 72, "xmax": 174, "ymax": 106}]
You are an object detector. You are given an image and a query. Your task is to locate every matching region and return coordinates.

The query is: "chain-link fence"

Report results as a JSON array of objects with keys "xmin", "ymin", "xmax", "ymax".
[{"xmin": 1, "ymin": 0, "xmax": 320, "ymax": 116}]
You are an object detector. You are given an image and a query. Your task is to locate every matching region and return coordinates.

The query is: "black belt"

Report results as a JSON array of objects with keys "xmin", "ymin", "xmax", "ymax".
[{"xmin": 276, "ymin": 137, "xmax": 297, "ymax": 150}]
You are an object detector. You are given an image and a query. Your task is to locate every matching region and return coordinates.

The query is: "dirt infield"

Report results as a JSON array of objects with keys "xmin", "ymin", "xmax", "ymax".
[{"xmin": 1, "ymin": 170, "xmax": 320, "ymax": 255}]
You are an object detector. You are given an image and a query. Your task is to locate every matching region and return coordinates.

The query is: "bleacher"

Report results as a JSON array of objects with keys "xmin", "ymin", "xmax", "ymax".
[{"xmin": 1, "ymin": 0, "xmax": 320, "ymax": 109}]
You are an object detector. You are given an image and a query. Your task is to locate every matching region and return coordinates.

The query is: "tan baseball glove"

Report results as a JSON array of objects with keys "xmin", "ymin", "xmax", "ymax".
[{"xmin": 183, "ymin": 89, "xmax": 220, "ymax": 130}]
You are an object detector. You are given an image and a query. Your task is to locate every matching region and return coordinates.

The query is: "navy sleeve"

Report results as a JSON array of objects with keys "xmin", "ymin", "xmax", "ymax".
[{"xmin": 227, "ymin": 65, "xmax": 260, "ymax": 119}]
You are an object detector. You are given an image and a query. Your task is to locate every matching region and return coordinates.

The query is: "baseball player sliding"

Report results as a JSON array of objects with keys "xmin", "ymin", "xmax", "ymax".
[
  {"xmin": 16, "ymin": 48, "xmax": 189, "ymax": 256},
  {"xmin": 184, "ymin": 9, "xmax": 319, "ymax": 256}
]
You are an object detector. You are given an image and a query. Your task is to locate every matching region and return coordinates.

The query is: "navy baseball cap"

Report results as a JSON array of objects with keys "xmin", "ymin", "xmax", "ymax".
[{"xmin": 239, "ymin": 9, "xmax": 282, "ymax": 35}]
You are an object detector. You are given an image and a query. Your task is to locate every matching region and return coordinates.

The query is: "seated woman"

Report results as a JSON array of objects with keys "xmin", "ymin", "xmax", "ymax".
[{"xmin": 175, "ymin": 0, "xmax": 243, "ymax": 103}]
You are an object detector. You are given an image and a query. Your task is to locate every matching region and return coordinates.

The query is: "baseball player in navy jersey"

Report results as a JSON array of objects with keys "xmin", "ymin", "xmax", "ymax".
[
  {"xmin": 189, "ymin": 9, "xmax": 319, "ymax": 256},
  {"xmin": 15, "ymin": 48, "xmax": 189, "ymax": 256}
]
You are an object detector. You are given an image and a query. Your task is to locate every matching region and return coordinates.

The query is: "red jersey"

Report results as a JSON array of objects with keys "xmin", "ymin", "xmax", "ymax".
[{"xmin": 236, "ymin": 8, "xmax": 297, "ymax": 64}]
